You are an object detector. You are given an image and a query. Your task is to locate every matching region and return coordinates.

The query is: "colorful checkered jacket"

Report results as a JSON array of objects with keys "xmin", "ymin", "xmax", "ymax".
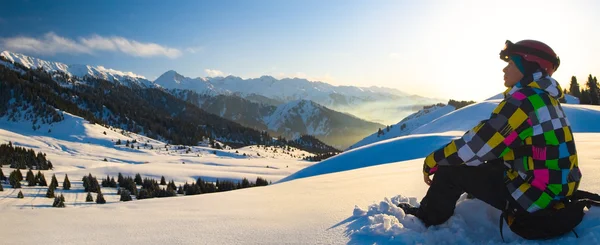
[{"xmin": 423, "ymin": 72, "xmax": 581, "ymax": 213}]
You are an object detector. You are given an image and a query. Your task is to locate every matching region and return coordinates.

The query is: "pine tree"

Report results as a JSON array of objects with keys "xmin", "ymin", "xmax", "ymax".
[
  {"xmin": 0, "ymin": 183, "xmax": 3, "ymax": 191},
  {"xmin": 96, "ymin": 192, "xmax": 106, "ymax": 204},
  {"xmin": 118, "ymin": 173, "xmax": 123, "ymax": 185},
  {"xmin": 0, "ymin": 168, "xmax": 5, "ymax": 181},
  {"xmin": 63, "ymin": 174, "xmax": 71, "ymax": 190},
  {"xmin": 86, "ymin": 192, "xmax": 94, "ymax": 202},
  {"xmin": 45, "ymin": 187, "xmax": 55, "ymax": 198},
  {"xmin": 177, "ymin": 185, "xmax": 184, "ymax": 195},
  {"xmin": 160, "ymin": 176, "xmax": 166, "ymax": 185},
  {"xmin": 26, "ymin": 169, "xmax": 36, "ymax": 186},
  {"xmin": 587, "ymin": 74, "xmax": 599, "ymax": 105},
  {"xmin": 17, "ymin": 190, "xmax": 24, "ymax": 198},
  {"xmin": 569, "ymin": 76, "xmax": 581, "ymax": 98},
  {"xmin": 168, "ymin": 180, "xmax": 177, "ymax": 191},
  {"xmin": 110, "ymin": 177, "xmax": 117, "ymax": 188},
  {"xmin": 16, "ymin": 169, "xmax": 23, "ymax": 181},
  {"xmin": 134, "ymin": 173, "xmax": 142, "ymax": 185},
  {"xmin": 581, "ymin": 89, "xmax": 591, "ymax": 105},
  {"xmin": 120, "ymin": 189, "xmax": 132, "ymax": 202},
  {"xmin": 14, "ymin": 178, "xmax": 22, "ymax": 188},
  {"xmin": 52, "ymin": 195, "xmax": 65, "ymax": 208},
  {"xmin": 50, "ymin": 174, "xmax": 58, "ymax": 189},
  {"xmin": 37, "ymin": 171, "xmax": 47, "ymax": 186},
  {"xmin": 241, "ymin": 178, "xmax": 250, "ymax": 188}
]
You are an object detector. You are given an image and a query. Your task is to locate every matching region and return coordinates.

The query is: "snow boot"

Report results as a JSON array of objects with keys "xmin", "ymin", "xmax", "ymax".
[{"xmin": 397, "ymin": 203, "xmax": 419, "ymax": 216}]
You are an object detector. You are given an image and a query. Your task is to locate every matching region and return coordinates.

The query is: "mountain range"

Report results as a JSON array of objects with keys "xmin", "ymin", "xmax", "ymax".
[{"xmin": 0, "ymin": 51, "xmax": 439, "ymax": 148}]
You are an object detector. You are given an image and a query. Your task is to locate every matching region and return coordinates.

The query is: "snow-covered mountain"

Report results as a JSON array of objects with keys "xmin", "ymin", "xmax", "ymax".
[
  {"xmin": 263, "ymin": 100, "xmax": 383, "ymax": 148},
  {"xmin": 185, "ymin": 92, "xmax": 384, "ymax": 149},
  {"xmin": 154, "ymin": 70, "xmax": 217, "ymax": 95},
  {"xmin": 0, "ymin": 51, "xmax": 156, "ymax": 88},
  {"xmin": 154, "ymin": 70, "xmax": 443, "ymax": 125}
]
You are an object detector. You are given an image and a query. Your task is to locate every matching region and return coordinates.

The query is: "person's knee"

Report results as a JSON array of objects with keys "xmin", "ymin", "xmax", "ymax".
[{"xmin": 432, "ymin": 166, "xmax": 461, "ymax": 182}]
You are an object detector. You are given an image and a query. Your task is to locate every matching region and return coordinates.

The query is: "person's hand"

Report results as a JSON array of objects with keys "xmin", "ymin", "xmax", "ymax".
[{"xmin": 423, "ymin": 172, "xmax": 433, "ymax": 186}]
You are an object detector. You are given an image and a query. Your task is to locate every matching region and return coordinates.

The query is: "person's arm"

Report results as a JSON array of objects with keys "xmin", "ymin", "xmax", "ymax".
[{"xmin": 423, "ymin": 93, "xmax": 533, "ymax": 175}]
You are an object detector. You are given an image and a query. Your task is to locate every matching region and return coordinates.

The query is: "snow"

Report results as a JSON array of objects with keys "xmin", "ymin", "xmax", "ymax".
[
  {"xmin": 1, "ymin": 83, "xmax": 600, "ymax": 244},
  {"xmin": 566, "ymin": 94, "xmax": 580, "ymax": 104},
  {"xmin": 1, "ymin": 131, "xmax": 600, "ymax": 244}
]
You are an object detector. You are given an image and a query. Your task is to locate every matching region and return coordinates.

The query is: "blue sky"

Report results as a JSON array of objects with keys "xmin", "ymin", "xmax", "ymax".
[{"xmin": 1, "ymin": 0, "xmax": 599, "ymax": 100}]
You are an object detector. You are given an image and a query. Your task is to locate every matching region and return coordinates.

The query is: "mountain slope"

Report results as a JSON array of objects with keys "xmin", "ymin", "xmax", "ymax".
[{"xmin": 263, "ymin": 100, "xmax": 384, "ymax": 149}]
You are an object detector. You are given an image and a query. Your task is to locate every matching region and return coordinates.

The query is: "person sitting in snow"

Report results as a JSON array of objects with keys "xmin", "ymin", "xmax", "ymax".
[{"xmin": 398, "ymin": 40, "xmax": 597, "ymax": 240}]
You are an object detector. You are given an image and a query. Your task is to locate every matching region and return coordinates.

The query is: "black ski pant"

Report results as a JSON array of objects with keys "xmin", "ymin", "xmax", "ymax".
[{"xmin": 416, "ymin": 162, "xmax": 510, "ymax": 226}]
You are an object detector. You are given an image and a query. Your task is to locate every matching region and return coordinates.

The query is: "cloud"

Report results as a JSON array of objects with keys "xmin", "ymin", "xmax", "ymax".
[
  {"xmin": 2, "ymin": 32, "xmax": 92, "ymax": 55},
  {"xmin": 1, "ymin": 32, "xmax": 182, "ymax": 59},
  {"xmin": 81, "ymin": 35, "xmax": 181, "ymax": 58},
  {"xmin": 205, "ymin": 69, "xmax": 225, "ymax": 77}
]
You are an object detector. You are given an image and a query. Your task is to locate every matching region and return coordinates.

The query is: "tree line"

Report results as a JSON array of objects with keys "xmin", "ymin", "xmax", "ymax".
[
  {"xmin": 567, "ymin": 75, "xmax": 600, "ymax": 105},
  {"xmin": 0, "ymin": 142, "xmax": 53, "ymax": 170}
]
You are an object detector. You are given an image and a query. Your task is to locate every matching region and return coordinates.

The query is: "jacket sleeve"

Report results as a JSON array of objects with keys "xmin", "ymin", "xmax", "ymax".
[{"xmin": 423, "ymin": 93, "xmax": 533, "ymax": 175}]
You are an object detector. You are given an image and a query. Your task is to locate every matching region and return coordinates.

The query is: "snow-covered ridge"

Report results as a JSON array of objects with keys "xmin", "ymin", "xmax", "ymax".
[
  {"xmin": 1, "ymin": 51, "xmax": 155, "ymax": 88},
  {"xmin": 348, "ymin": 104, "xmax": 455, "ymax": 150}
]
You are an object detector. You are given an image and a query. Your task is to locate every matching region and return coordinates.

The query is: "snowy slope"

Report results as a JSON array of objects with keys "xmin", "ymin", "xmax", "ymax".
[
  {"xmin": 348, "ymin": 104, "xmax": 455, "ymax": 150},
  {"xmin": 1, "ymin": 51, "xmax": 156, "ymax": 88},
  {"xmin": 0, "ymin": 110, "xmax": 315, "ymax": 190},
  {"xmin": 2, "ymin": 130, "xmax": 600, "ymax": 244}
]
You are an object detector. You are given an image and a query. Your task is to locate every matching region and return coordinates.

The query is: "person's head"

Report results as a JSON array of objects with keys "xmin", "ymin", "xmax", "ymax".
[{"xmin": 499, "ymin": 40, "xmax": 560, "ymax": 87}]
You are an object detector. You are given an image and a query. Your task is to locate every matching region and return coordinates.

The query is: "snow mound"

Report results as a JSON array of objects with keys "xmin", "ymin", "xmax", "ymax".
[
  {"xmin": 348, "ymin": 194, "xmax": 600, "ymax": 244},
  {"xmin": 278, "ymin": 133, "xmax": 460, "ymax": 183}
]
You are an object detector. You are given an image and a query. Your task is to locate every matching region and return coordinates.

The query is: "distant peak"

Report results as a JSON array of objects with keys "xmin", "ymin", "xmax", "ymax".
[{"xmin": 260, "ymin": 75, "xmax": 276, "ymax": 80}]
